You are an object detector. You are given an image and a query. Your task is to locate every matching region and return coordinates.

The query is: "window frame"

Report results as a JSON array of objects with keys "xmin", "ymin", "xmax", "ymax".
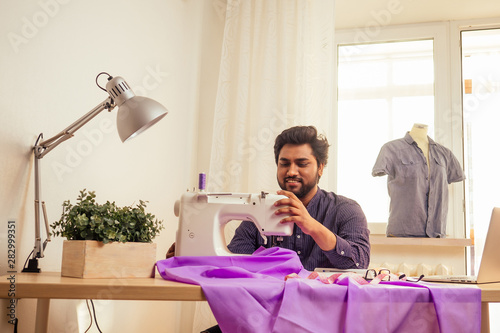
[{"xmin": 450, "ymin": 18, "xmax": 500, "ymax": 237}]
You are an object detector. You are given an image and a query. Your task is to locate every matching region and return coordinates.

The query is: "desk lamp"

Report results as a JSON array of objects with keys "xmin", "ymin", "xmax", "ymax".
[{"xmin": 22, "ymin": 72, "xmax": 168, "ymax": 273}]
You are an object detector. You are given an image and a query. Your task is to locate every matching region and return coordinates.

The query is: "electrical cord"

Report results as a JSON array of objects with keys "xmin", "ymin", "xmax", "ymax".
[
  {"xmin": 22, "ymin": 249, "xmax": 34, "ymax": 271},
  {"xmin": 95, "ymin": 72, "xmax": 112, "ymax": 92},
  {"xmin": 84, "ymin": 300, "xmax": 102, "ymax": 333},
  {"xmin": 84, "ymin": 300, "xmax": 93, "ymax": 333},
  {"xmin": 91, "ymin": 300, "xmax": 103, "ymax": 332}
]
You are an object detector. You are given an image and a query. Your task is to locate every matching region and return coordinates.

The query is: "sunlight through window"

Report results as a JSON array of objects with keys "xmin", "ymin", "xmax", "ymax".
[{"xmin": 337, "ymin": 39, "xmax": 435, "ymax": 223}]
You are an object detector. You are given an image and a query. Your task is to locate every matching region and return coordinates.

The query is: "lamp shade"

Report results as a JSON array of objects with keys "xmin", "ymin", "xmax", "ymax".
[
  {"xmin": 106, "ymin": 76, "xmax": 168, "ymax": 142},
  {"xmin": 116, "ymin": 96, "xmax": 168, "ymax": 142}
]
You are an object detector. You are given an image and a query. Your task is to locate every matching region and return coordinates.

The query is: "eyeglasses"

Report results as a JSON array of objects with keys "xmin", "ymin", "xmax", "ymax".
[
  {"xmin": 364, "ymin": 268, "xmax": 424, "ymax": 282},
  {"xmin": 364, "ymin": 268, "xmax": 391, "ymax": 281}
]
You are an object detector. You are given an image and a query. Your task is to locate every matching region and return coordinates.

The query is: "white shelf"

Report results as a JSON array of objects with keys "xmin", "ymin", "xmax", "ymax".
[{"xmin": 370, "ymin": 235, "xmax": 473, "ymax": 247}]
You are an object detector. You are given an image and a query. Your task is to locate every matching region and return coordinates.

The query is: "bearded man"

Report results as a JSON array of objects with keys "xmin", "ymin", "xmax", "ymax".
[{"xmin": 227, "ymin": 126, "xmax": 370, "ymax": 270}]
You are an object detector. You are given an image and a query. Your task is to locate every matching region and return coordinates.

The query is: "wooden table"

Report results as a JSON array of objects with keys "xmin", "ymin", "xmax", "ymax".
[
  {"xmin": 2, "ymin": 272, "xmax": 498, "ymax": 333},
  {"xmin": 1, "ymin": 272, "xmax": 205, "ymax": 333},
  {"xmin": 1, "ymin": 272, "xmax": 205, "ymax": 301}
]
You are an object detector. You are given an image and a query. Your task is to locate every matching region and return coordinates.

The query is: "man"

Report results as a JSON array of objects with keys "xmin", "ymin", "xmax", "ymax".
[
  {"xmin": 168, "ymin": 126, "xmax": 370, "ymax": 333},
  {"xmin": 227, "ymin": 125, "xmax": 370, "ymax": 270},
  {"xmin": 167, "ymin": 126, "xmax": 370, "ymax": 271}
]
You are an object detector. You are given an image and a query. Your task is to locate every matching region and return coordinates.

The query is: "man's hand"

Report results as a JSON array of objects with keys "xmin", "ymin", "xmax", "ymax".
[
  {"xmin": 166, "ymin": 242, "xmax": 175, "ymax": 258},
  {"xmin": 274, "ymin": 190, "xmax": 337, "ymax": 251},
  {"xmin": 274, "ymin": 190, "xmax": 317, "ymax": 235}
]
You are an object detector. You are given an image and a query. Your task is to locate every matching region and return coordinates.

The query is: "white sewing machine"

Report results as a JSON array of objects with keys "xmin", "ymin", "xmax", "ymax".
[{"xmin": 174, "ymin": 191, "xmax": 293, "ymax": 256}]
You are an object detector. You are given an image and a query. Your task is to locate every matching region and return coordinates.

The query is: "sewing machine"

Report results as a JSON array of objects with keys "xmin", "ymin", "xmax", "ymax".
[{"xmin": 174, "ymin": 191, "xmax": 293, "ymax": 256}]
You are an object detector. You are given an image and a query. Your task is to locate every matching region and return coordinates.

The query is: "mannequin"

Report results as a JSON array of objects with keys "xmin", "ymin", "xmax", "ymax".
[
  {"xmin": 372, "ymin": 123, "xmax": 465, "ymax": 237},
  {"xmin": 409, "ymin": 123, "xmax": 430, "ymax": 173}
]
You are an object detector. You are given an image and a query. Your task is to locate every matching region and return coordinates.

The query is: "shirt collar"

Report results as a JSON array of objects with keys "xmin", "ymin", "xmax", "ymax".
[
  {"xmin": 403, "ymin": 132, "xmax": 436, "ymax": 146},
  {"xmin": 306, "ymin": 186, "xmax": 324, "ymax": 208}
]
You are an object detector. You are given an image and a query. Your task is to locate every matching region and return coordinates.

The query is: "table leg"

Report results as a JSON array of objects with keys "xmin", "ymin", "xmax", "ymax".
[
  {"xmin": 481, "ymin": 302, "xmax": 490, "ymax": 333},
  {"xmin": 34, "ymin": 299, "xmax": 50, "ymax": 333}
]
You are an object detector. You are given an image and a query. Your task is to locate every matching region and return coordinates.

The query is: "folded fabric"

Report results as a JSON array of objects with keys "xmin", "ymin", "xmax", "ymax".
[{"xmin": 156, "ymin": 247, "xmax": 481, "ymax": 333}]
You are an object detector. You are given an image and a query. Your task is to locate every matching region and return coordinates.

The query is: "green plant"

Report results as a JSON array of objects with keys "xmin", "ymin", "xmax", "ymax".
[{"xmin": 51, "ymin": 189, "xmax": 164, "ymax": 244}]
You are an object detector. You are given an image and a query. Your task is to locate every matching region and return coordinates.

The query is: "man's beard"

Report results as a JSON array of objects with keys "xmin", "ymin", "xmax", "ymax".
[{"xmin": 278, "ymin": 173, "xmax": 320, "ymax": 199}]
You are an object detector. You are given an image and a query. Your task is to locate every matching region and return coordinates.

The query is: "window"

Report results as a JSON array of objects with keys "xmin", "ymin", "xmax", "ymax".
[
  {"xmin": 461, "ymin": 27, "xmax": 500, "ymax": 273},
  {"xmin": 332, "ymin": 23, "xmax": 463, "ymax": 236},
  {"xmin": 337, "ymin": 40, "xmax": 435, "ymax": 223}
]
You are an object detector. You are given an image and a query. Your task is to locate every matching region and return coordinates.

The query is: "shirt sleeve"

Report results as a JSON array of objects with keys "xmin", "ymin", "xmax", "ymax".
[
  {"xmin": 445, "ymin": 149, "xmax": 465, "ymax": 184},
  {"xmin": 372, "ymin": 144, "xmax": 391, "ymax": 177},
  {"xmin": 227, "ymin": 221, "xmax": 262, "ymax": 254},
  {"xmin": 323, "ymin": 200, "xmax": 371, "ymax": 269}
]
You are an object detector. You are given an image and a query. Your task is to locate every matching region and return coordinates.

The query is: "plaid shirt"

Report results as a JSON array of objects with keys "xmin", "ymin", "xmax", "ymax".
[{"xmin": 227, "ymin": 187, "xmax": 370, "ymax": 271}]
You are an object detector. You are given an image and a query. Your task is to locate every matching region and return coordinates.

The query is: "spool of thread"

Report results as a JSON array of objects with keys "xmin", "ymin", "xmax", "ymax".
[{"xmin": 198, "ymin": 173, "xmax": 206, "ymax": 191}]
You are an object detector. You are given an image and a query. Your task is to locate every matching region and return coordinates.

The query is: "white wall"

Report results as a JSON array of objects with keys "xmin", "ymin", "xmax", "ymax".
[{"xmin": 0, "ymin": 0, "xmax": 211, "ymax": 332}]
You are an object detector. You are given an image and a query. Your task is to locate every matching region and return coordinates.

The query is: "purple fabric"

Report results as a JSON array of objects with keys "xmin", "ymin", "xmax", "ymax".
[{"xmin": 156, "ymin": 247, "xmax": 481, "ymax": 333}]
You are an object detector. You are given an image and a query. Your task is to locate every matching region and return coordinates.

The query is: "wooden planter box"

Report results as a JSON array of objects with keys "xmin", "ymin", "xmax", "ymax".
[{"xmin": 61, "ymin": 240, "xmax": 157, "ymax": 278}]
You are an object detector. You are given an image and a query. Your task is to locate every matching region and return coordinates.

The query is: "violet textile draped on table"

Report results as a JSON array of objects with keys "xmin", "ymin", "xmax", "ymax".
[{"xmin": 156, "ymin": 247, "xmax": 481, "ymax": 333}]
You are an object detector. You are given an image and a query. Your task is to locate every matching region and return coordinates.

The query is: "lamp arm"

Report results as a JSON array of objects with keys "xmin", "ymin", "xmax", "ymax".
[
  {"xmin": 35, "ymin": 97, "xmax": 114, "ymax": 159},
  {"xmin": 26, "ymin": 97, "xmax": 114, "ymax": 270}
]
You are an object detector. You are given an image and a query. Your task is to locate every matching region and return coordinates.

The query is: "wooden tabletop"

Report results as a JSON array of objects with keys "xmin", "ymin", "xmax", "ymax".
[
  {"xmin": 477, "ymin": 282, "xmax": 500, "ymax": 302},
  {"xmin": 3, "ymin": 272, "xmax": 500, "ymax": 303},
  {"xmin": 0, "ymin": 272, "xmax": 206, "ymax": 301}
]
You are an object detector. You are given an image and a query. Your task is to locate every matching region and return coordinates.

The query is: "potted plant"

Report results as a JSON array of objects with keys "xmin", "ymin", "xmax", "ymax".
[{"xmin": 51, "ymin": 189, "xmax": 164, "ymax": 278}]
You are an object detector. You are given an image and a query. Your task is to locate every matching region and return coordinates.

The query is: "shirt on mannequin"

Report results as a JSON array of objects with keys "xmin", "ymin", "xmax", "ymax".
[{"xmin": 372, "ymin": 128, "xmax": 464, "ymax": 237}]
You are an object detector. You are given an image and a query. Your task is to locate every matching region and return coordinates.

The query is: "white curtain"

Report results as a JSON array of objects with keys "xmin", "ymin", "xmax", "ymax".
[
  {"xmin": 208, "ymin": 0, "xmax": 336, "ymax": 194},
  {"xmin": 187, "ymin": 1, "xmax": 336, "ymax": 332}
]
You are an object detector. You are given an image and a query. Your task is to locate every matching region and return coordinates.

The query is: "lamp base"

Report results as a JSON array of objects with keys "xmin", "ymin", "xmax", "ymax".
[{"xmin": 22, "ymin": 258, "xmax": 41, "ymax": 273}]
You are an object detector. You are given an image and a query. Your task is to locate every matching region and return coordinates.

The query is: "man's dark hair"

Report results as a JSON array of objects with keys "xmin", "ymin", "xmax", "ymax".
[{"xmin": 274, "ymin": 126, "xmax": 330, "ymax": 166}]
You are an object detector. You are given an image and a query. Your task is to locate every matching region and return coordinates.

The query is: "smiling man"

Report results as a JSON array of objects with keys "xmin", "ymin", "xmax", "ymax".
[{"xmin": 228, "ymin": 125, "xmax": 370, "ymax": 270}]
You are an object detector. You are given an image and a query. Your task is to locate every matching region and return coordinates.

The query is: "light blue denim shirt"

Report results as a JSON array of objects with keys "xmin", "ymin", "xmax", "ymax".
[{"xmin": 372, "ymin": 132, "xmax": 465, "ymax": 238}]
